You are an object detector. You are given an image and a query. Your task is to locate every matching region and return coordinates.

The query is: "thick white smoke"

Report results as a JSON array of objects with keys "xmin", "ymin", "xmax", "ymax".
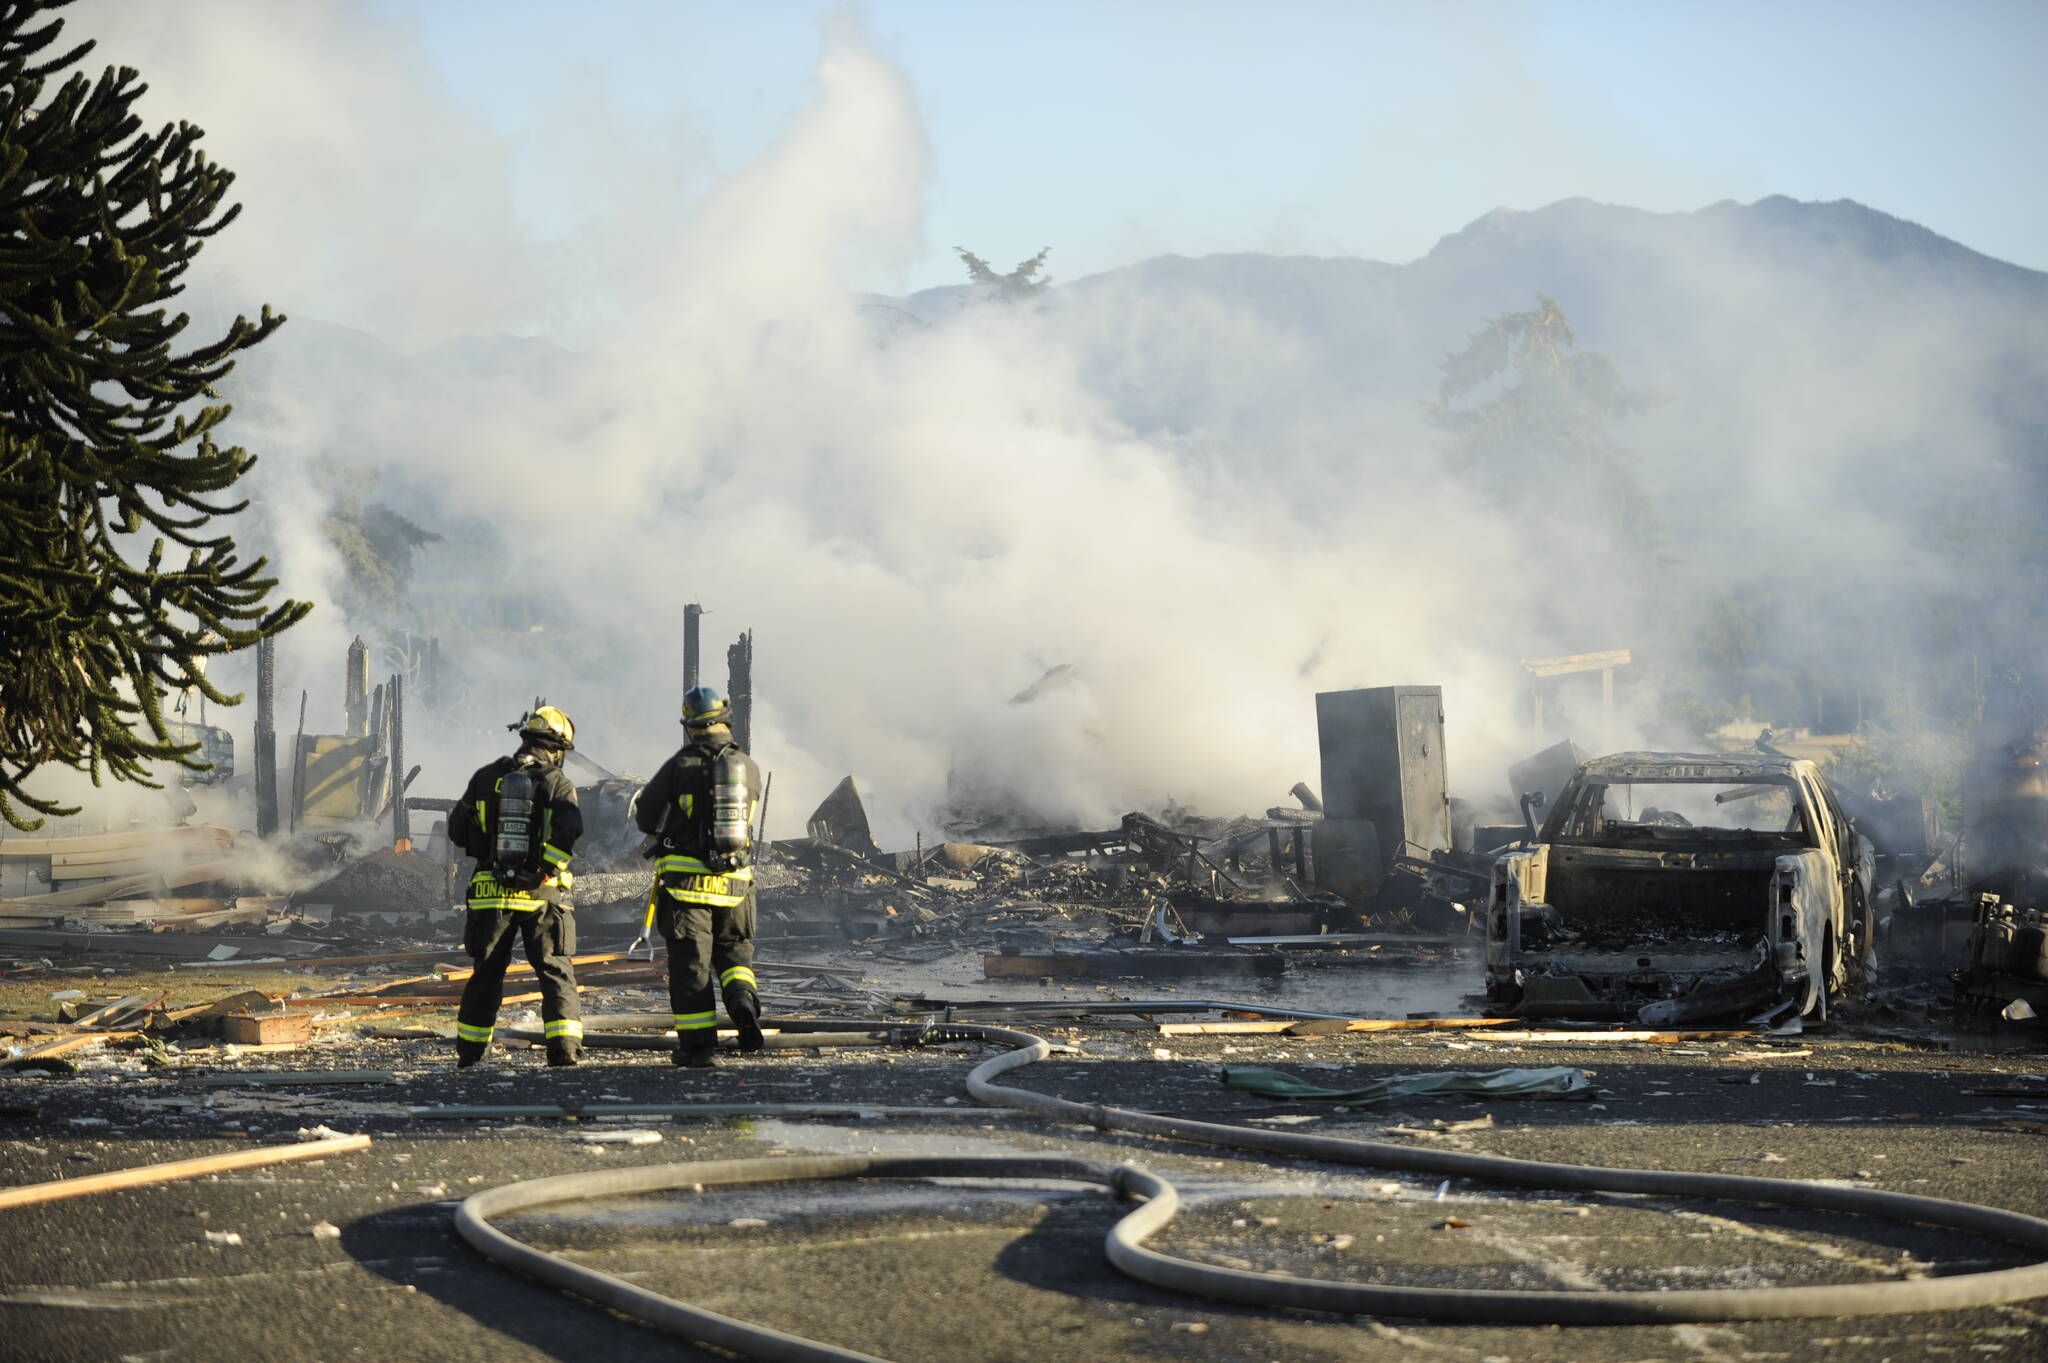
[
  {"xmin": 47, "ymin": 2, "xmax": 1547, "ymax": 844},
  {"xmin": 52, "ymin": 4, "xmax": 2040, "ymax": 848}
]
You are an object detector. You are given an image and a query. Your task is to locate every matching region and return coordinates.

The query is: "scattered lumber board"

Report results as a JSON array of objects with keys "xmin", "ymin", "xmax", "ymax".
[
  {"xmin": 12, "ymin": 1032, "xmax": 131, "ymax": 1061},
  {"xmin": 0, "ymin": 1133, "xmax": 370, "ymax": 1209},
  {"xmin": 68, "ymin": 992, "xmax": 166, "ymax": 1029},
  {"xmin": 161, "ymin": 991, "xmax": 272, "ymax": 1028},
  {"xmin": 279, "ymin": 992, "xmax": 541, "ymax": 1008},
  {"xmin": 1469, "ymin": 1029, "xmax": 1760, "ymax": 1044},
  {"xmin": 0, "ymin": 859, "xmax": 236, "ymax": 910},
  {"xmin": 1156, "ymin": 1017, "xmax": 1512, "ymax": 1036},
  {"xmin": 0, "ymin": 827, "xmax": 234, "ymax": 859}
]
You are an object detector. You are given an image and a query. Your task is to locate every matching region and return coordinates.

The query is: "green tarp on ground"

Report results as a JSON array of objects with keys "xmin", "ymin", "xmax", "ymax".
[{"xmin": 1220, "ymin": 1065, "xmax": 1593, "ymax": 1103}]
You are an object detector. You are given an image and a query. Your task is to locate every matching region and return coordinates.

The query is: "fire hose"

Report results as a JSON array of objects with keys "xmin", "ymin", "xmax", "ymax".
[{"xmin": 454, "ymin": 1019, "xmax": 2048, "ymax": 1358}]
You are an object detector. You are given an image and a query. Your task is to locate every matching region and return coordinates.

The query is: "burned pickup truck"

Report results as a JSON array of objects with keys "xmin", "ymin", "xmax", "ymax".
[{"xmin": 1487, "ymin": 752, "xmax": 1874, "ymax": 1023}]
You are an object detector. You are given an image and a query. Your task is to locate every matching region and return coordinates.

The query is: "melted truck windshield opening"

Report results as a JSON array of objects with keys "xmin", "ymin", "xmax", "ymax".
[{"xmin": 1563, "ymin": 780, "xmax": 1807, "ymax": 839}]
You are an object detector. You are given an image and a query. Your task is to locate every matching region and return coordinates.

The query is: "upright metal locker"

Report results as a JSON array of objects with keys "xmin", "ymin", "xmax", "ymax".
[{"xmin": 1315, "ymin": 685, "xmax": 1450, "ymax": 868}]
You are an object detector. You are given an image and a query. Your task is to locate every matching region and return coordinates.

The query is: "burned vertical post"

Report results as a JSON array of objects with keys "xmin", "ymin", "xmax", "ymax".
[
  {"xmin": 254, "ymin": 635, "xmax": 278, "ymax": 837},
  {"xmin": 683, "ymin": 603, "xmax": 704, "ymax": 694},
  {"xmin": 360, "ymin": 682, "xmax": 387, "ymax": 815},
  {"xmin": 727, "ymin": 630, "xmax": 753, "ymax": 752},
  {"xmin": 289, "ymin": 690, "xmax": 307, "ymax": 834},
  {"xmin": 390, "ymin": 671, "xmax": 409, "ymax": 851},
  {"xmin": 344, "ymin": 636, "xmax": 369, "ymax": 736}
]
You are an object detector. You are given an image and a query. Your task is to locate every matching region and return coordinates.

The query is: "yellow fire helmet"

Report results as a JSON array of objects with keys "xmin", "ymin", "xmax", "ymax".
[{"xmin": 514, "ymin": 704, "xmax": 576, "ymax": 750}]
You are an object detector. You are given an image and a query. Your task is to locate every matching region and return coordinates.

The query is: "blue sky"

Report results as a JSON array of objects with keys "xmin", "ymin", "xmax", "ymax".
[{"xmin": 397, "ymin": 0, "xmax": 2046, "ymax": 291}]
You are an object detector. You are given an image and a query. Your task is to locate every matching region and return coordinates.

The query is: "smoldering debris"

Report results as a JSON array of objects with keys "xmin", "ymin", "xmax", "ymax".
[
  {"xmin": 13, "ymin": 648, "xmax": 2048, "ymax": 1049},
  {"xmin": 298, "ymin": 849, "xmax": 453, "ymax": 918}
]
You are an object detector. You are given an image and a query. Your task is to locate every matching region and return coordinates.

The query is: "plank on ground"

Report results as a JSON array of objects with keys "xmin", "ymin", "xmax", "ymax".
[
  {"xmin": 16, "ymin": 1031, "xmax": 133, "ymax": 1060},
  {"xmin": 0, "ymin": 1133, "xmax": 370, "ymax": 1209},
  {"xmin": 280, "ymin": 992, "xmax": 543, "ymax": 1008},
  {"xmin": 1156, "ymin": 1017, "xmax": 1512, "ymax": 1036},
  {"xmin": 1470, "ymin": 1029, "xmax": 1759, "ymax": 1043}
]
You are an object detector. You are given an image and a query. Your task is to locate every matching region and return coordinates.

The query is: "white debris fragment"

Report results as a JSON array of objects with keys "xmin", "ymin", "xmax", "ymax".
[
  {"xmin": 67, "ymin": 1117, "xmax": 110, "ymax": 1129},
  {"xmin": 297, "ymin": 1125, "xmax": 349, "ymax": 1141},
  {"xmin": 2002, "ymin": 999, "xmax": 2036, "ymax": 1022},
  {"xmin": 203, "ymin": 1230, "xmax": 244, "ymax": 1247},
  {"xmin": 48, "ymin": 990, "xmax": 85, "ymax": 1001},
  {"xmin": 728, "ymin": 1217, "xmax": 770, "ymax": 1229},
  {"xmin": 1169, "ymin": 1322, "xmax": 1209, "ymax": 1334},
  {"xmin": 1151, "ymin": 1048, "xmax": 1172, "ymax": 1060},
  {"xmin": 309, "ymin": 1221, "xmax": 342, "ymax": 1240}
]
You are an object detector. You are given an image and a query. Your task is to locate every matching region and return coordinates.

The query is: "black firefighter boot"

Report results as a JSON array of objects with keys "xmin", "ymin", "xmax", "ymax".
[
  {"xmin": 546, "ymin": 1041, "xmax": 581, "ymax": 1068},
  {"xmin": 672, "ymin": 1039, "xmax": 716, "ymax": 1068},
  {"xmin": 727, "ymin": 988, "xmax": 766, "ymax": 1054},
  {"xmin": 455, "ymin": 1040, "xmax": 487, "ymax": 1070}
]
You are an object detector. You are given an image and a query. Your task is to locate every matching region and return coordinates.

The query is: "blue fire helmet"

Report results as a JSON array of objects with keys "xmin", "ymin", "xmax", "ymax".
[{"xmin": 682, "ymin": 684, "xmax": 731, "ymax": 727}]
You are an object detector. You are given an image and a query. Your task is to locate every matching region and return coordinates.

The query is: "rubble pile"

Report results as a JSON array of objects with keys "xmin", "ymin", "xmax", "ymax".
[
  {"xmin": 740, "ymin": 778, "xmax": 1472, "ymax": 984},
  {"xmin": 299, "ymin": 849, "xmax": 454, "ymax": 917}
]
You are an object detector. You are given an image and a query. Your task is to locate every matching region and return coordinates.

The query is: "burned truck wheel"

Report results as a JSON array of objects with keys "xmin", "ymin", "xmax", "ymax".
[
  {"xmin": 1848, "ymin": 885, "xmax": 1877, "ymax": 984},
  {"xmin": 1815, "ymin": 923, "xmax": 1843, "ymax": 1021},
  {"xmin": 1485, "ymin": 977, "xmax": 1524, "ymax": 1014}
]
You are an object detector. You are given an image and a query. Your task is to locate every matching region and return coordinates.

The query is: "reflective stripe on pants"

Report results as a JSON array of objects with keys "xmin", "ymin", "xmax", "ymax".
[
  {"xmin": 658, "ymin": 892, "xmax": 756, "ymax": 1041},
  {"xmin": 455, "ymin": 903, "xmax": 582, "ymax": 1055}
]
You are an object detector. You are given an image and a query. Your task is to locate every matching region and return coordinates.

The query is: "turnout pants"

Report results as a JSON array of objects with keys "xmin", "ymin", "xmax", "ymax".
[
  {"xmin": 657, "ymin": 893, "xmax": 757, "ymax": 1046},
  {"xmin": 455, "ymin": 904, "xmax": 584, "ymax": 1055}
]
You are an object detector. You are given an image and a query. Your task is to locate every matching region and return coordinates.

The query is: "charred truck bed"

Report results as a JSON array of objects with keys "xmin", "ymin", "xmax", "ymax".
[{"xmin": 1488, "ymin": 753, "xmax": 1874, "ymax": 1025}]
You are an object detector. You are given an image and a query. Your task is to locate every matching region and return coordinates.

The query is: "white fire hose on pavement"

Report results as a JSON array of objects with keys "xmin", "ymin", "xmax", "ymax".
[{"xmin": 454, "ymin": 1019, "xmax": 2048, "ymax": 1361}]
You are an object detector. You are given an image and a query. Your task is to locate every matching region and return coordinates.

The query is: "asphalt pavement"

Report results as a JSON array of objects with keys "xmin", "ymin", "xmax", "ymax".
[{"xmin": 2, "ymin": 997, "xmax": 2047, "ymax": 1362}]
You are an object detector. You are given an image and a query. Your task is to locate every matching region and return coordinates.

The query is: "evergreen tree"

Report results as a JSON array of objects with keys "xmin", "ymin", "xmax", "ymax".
[
  {"xmin": 956, "ymin": 245, "xmax": 1051, "ymax": 303},
  {"xmin": 1427, "ymin": 292, "xmax": 1660, "ymax": 536},
  {"xmin": 0, "ymin": 1, "xmax": 308, "ymax": 830}
]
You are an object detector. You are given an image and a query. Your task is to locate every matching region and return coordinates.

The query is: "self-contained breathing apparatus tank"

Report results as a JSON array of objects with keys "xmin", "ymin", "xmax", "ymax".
[
  {"xmin": 492, "ymin": 761, "xmax": 544, "ymax": 884},
  {"xmin": 709, "ymin": 748, "xmax": 752, "ymax": 867}
]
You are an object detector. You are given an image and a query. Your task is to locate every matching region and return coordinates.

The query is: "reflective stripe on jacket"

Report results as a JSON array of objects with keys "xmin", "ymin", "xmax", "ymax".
[
  {"xmin": 659, "ymin": 868, "xmax": 752, "ymax": 908},
  {"xmin": 467, "ymin": 870, "xmax": 573, "ymax": 912}
]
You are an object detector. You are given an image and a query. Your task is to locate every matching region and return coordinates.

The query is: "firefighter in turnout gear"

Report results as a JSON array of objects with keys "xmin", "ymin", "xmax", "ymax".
[
  {"xmin": 446, "ymin": 705, "xmax": 586, "ymax": 1068},
  {"xmin": 635, "ymin": 684, "xmax": 763, "ymax": 1067}
]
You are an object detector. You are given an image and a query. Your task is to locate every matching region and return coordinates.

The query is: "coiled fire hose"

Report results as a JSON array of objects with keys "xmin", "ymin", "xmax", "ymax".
[{"xmin": 454, "ymin": 1019, "xmax": 2048, "ymax": 1359}]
